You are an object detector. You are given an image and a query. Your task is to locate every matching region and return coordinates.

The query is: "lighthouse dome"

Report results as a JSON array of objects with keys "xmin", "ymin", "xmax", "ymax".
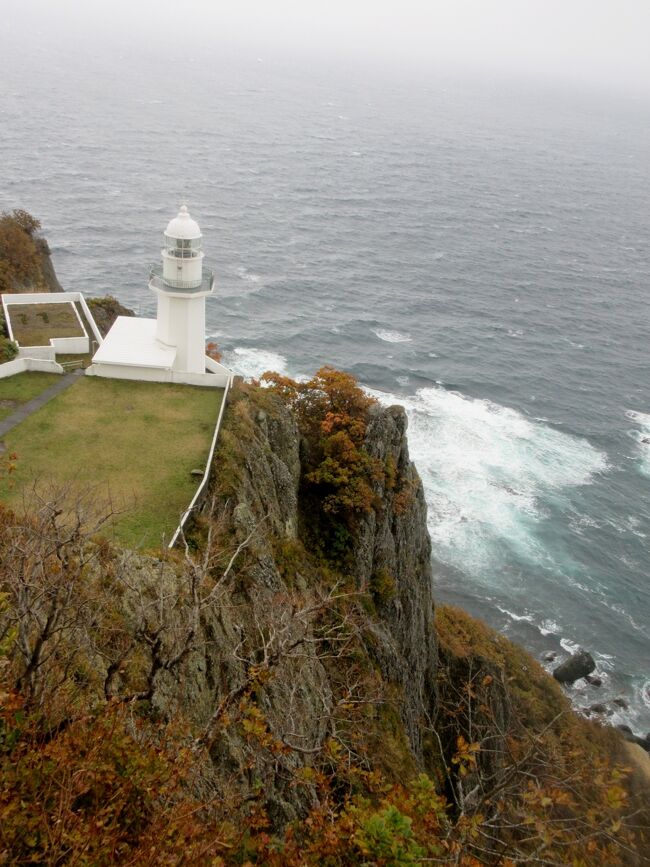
[{"xmin": 164, "ymin": 205, "xmax": 202, "ymax": 240}]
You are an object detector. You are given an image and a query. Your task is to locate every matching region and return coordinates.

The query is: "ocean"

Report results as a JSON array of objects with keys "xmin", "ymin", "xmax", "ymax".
[{"xmin": 2, "ymin": 40, "xmax": 649, "ymax": 733}]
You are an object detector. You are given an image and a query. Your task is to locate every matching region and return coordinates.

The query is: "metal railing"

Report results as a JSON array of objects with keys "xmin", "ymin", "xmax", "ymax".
[{"xmin": 149, "ymin": 264, "xmax": 214, "ymax": 293}]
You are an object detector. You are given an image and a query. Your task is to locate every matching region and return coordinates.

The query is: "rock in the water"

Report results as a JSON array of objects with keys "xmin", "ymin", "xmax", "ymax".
[
  {"xmin": 585, "ymin": 674, "xmax": 602, "ymax": 687},
  {"xmin": 617, "ymin": 725, "xmax": 650, "ymax": 751},
  {"xmin": 553, "ymin": 650, "xmax": 596, "ymax": 684},
  {"xmin": 612, "ymin": 696, "xmax": 628, "ymax": 709},
  {"xmin": 589, "ymin": 703, "xmax": 609, "ymax": 715},
  {"xmin": 542, "ymin": 651, "xmax": 557, "ymax": 662}
]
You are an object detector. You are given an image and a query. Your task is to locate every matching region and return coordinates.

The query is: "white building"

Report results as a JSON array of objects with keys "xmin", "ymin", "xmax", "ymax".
[{"xmin": 88, "ymin": 206, "xmax": 231, "ymax": 388}]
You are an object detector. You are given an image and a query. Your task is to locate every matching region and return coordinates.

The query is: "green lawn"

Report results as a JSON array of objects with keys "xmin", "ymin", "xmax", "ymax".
[
  {"xmin": 0, "ymin": 371, "xmax": 61, "ymax": 420},
  {"xmin": 0, "ymin": 377, "xmax": 223, "ymax": 549},
  {"xmin": 8, "ymin": 302, "xmax": 84, "ymax": 346}
]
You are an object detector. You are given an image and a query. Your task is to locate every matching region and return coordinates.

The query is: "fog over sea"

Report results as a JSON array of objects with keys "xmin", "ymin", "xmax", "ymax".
[{"xmin": 2, "ymin": 41, "xmax": 650, "ymax": 732}]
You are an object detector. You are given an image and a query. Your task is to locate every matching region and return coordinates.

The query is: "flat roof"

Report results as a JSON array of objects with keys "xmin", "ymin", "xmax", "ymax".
[{"xmin": 92, "ymin": 316, "xmax": 176, "ymax": 369}]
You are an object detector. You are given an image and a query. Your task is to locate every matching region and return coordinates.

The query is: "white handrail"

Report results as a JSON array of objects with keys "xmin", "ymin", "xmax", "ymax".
[{"xmin": 168, "ymin": 377, "xmax": 231, "ymax": 549}]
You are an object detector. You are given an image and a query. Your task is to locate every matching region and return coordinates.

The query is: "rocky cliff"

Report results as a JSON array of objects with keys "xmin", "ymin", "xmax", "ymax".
[
  {"xmin": 144, "ymin": 382, "xmax": 439, "ymax": 822},
  {"xmin": 2, "ymin": 375, "xmax": 649, "ymax": 862}
]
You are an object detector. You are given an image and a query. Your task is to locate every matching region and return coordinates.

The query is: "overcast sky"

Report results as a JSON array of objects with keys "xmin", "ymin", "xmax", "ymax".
[{"xmin": 11, "ymin": 0, "xmax": 650, "ymax": 95}]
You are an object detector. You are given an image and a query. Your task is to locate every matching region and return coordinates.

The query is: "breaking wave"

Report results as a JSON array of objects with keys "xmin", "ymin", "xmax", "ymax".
[
  {"xmin": 225, "ymin": 346, "xmax": 289, "ymax": 380},
  {"xmin": 626, "ymin": 409, "xmax": 650, "ymax": 477},
  {"xmin": 372, "ymin": 329, "xmax": 412, "ymax": 344},
  {"xmin": 372, "ymin": 385, "xmax": 609, "ymax": 579}
]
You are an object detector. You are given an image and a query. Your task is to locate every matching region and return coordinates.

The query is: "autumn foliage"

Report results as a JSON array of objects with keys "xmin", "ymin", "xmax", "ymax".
[
  {"xmin": 206, "ymin": 341, "xmax": 223, "ymax": 362},
  {"xmin": 0, "ymin": 210, "xmax": 43, "ymax": 294},
  {"xmin": 0, "ymin": 390, "xmax": 648, "ymax": 864},
  {"xmin": 263, "ymin": 367, "xmax": 383, "ymax": 549}
]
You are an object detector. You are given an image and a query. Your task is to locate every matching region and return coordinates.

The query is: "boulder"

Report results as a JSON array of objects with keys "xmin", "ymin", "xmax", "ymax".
[
  {"xmin": 589, "ymin": 703, "xmax": 609, "ymax": 715},
  {"xmin": 616, "ymin": 726, "xmax": 650, "ymax": 751},
  {"xmin": 553, "ymin": 650, "xmax": 596, "ymax": 684}
]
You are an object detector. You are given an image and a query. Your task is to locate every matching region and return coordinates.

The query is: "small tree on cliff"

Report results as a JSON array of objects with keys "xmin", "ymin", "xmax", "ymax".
[
  {"xmin": 0, "ymin": 210, "xmax": 43, "ymax": 293},
  {"xmin": 262, "ymin": 366, "xmax": 383, "ymax": 553}
]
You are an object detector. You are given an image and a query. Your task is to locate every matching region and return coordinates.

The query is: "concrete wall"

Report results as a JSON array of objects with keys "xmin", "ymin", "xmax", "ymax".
[
  {"xmin": 1, "ymin": 291, "xmax": 102, "ymax": 353},
  {"xmin": 17, "ymin": 345, "xmax": 56, "ymax": 361},
  {"xmin": 51, "ymin": 335, "xmax": 90, "ymax": 354},
  {"xmin": 171, "ymin": 369, "xmax": 230, "ymax": 387},
  {"xmin": 205, "ymin": 356, "xmax": 232, "ymax": 377},
  {"xmin": 0, "ymin": 357, "xmax": 64, "ymax": 379},
  {"xmin": 86, "ymin": 363, "xmax": 172, "ymax": 383},
  {"xmin": 76, "ymin": 295, "xmax": 104, "ymax": 345},
  {"xmin": 87, "ymin": 360, "xmax": 230, "ymax": 388}
]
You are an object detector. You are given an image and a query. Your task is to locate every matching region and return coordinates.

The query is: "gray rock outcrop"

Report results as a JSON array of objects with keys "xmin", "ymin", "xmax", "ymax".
[
  {"xmin": 143, "ymin": 386, "xmax": 438, "ymax": 819},
  {"xmin": 553, "ymin": 650, "xmax": 596, "ymax": 684}
]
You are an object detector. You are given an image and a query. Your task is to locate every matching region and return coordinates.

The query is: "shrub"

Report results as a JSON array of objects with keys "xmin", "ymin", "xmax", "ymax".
[
  {"xmin": 263, "ymin": 367, "xmax": 383, "ymax": 549},
  {"xmin": 0, "ymin": 210, "xmax": 42, "ymax": 292},
  {"xmin": 370, "ymin": 568, "xmax": 396, "ymax": 605},
  {"xmin": 0, "ymin": 337, "xmax": 18, "ymax": 362}
]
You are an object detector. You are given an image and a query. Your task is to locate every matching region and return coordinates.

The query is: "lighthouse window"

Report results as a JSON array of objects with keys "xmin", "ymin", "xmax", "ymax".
[{"xmin": 166, "ymin": 237, "xmax": 200, "ymax": 258}]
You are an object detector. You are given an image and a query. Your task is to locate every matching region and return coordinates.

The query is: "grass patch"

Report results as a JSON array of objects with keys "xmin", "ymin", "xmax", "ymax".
[
  {"xmin": 0, "ymin": 377, "xmax": 223, "ymax": 549},
  {"xmin": 0, "ymin": 372, "xmax": 61, "ymax": 420},
  {"xmin": 8, "ymin": 303, "xmax": 84, "ymax": 346},
  {"xmin": 56, "ymin": 353, "xmax": 93, "ymax": 369}
]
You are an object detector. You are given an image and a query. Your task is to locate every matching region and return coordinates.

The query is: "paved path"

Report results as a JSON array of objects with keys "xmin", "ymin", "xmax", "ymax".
[{"xmin": 0, "ymin": 370, "xmax": 83, "ymax": 438}]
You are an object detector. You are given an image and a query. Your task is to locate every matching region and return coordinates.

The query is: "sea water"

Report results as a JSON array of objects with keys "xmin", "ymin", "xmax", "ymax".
[{"xmin": 1, "ymin": 41, "xmax": 649, "ymax": 732}]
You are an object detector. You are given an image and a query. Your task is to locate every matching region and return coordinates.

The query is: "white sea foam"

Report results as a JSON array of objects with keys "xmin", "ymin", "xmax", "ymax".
[
  {"xmin": 372, "ymin": 329, "xmax": 412, "ymax": 344},
  {"xmin": 370, "ymin": 385, "xmax": 608, "ymax": 579},
  {"xmin": 236, "ymin": 266, "xmax": 263, "ymax": 284},
  {"xmin": 640, "ymin": 681, "xmax": 650, "ymax": 710},
  {"xmin": 497, "ymin": 606, "xmax": 534, "ymax": 623},
  {"xmin": 226, "ymin": 347, "xmax": 288, "ymax": 380},
  {"xmin": 560, "ymin": 637, "xmax": 581, "ymax": 655},
  {"xmin": 626, "ymin": 409, "xmax": 650, "ymax": 477},
  {"xmin": 539, "ymin": 619, "xmax": 560, "ymax": 636}
]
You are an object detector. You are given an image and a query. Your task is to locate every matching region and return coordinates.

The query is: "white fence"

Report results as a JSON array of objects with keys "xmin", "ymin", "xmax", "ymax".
[
  {"xmin": 1, "ymin": 291, "xmax": 103, "ymax": 354},
  {"xmin": 0, "ymin": 357, "xmax": 64, "ymax": 379},
  {"xmin": 168, "ymin": 378, "xmax": 231, "ymax": 549},
  {"xmin": 17, "ymin": 345, "xmax": 56, "ymax": 361}
]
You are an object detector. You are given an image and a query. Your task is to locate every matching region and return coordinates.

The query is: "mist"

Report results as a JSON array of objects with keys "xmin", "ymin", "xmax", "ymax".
[{"xmin": 6, "ymin": 0, "xmax": 650, "ymax": 97}]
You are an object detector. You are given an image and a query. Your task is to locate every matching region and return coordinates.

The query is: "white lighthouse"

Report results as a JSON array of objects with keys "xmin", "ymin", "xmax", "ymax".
[
  {"xmin": 149, "ymin": 205, "xmax": 213, "ymax": 375},
  {"xmin": 89, "ymin": 206, "xmax": 231, "ymax": 388}
]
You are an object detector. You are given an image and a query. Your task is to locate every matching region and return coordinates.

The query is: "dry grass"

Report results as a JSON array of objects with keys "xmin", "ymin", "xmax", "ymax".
[
  {"xmin": 0, "ymin": 377, "xmax": 223, "ymax": 549},
  {"xmin": 8, "ymin": 303, "xmax": 84, "ymax": 346}
]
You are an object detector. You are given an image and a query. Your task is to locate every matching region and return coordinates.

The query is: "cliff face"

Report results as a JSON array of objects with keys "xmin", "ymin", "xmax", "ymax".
[
  {"xmin": 34, "ymin": 237, "xmax": 65, "ymax": 292},
  {"xmin": 352, "ymin": 403, "xmax": 437, "ymax": 757},
  {"xmin": 148, "ymin": 384, "xmax": 439, "ymax": 820}
]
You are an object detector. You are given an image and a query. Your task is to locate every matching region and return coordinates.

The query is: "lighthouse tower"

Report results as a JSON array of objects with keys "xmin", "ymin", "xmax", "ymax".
[
  {"xmin": 148, "ymin": 205, "xmax": 214, "ymax": 374},
  {"xmin": 89, "ymin": 204, "xmax": 231, "ymax": 387}
]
